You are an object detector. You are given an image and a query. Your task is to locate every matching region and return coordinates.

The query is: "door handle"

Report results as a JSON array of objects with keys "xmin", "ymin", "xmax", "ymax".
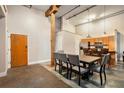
[{"xmin": 25, "ymin": 45, "xmax": 27, "ymax": 48}]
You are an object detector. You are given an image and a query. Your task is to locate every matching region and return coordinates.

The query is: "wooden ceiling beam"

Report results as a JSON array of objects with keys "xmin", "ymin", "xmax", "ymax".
[{"xmin": 45, "ymin": 5, "xmax": 61, "ymax": 17}]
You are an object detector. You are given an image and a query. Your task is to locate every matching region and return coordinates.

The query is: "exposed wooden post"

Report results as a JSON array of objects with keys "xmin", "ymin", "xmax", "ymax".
[
  {"xmin": 45, "ymin": 5, "xmax": 60, "ymax": 66},
  {"xmin": 50, "ymin": 13, "xmax": 55, "ymax": 66}
]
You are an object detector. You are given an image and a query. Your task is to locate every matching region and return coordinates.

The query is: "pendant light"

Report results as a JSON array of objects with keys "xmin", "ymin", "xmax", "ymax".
[
  {"xmin": 103, "ymin": 5, "xmax": 106, "ymax": 35},
  {"xmin": 87, "ymin": 9, "xmax": 90, "ymax": 38}
]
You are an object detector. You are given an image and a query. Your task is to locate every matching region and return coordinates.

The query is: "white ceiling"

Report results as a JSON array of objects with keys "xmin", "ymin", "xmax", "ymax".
[
  {"xmin": 56, "ymin": 5, "xmax": 77, "ymax": 17},
  {"xmin": 33, "ymin": 5, "xmax": 50, "ymax": 12},
  {"xmin": 32, "ymin": 5, "xmax": 92, "ymax": 18},
  {"xmin": 61, "ymin": 5, "xmax": 91, "ymax": 19},
  {"xmin": 69, "ymin": 5, "xmax": 124, "ymax": 26},
  {"xmin": 31, "ymin": 5, "xmax": 124, "ymax": 26}
]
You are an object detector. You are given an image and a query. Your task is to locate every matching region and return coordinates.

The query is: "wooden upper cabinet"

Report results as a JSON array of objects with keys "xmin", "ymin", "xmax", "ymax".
[
  {"xmin": 81, "ymin": 36, "xmax": 115, "ymax": 51},
  {"xmin": 108, "ymin": 36, "xmax": 115, "ymax": 51},
  {"xmin": 81, "ymin": 38, "xmax": 95, "ymax": 44},
  {"xmin": 102, "ymin": 37, "xmax": 109, "ymax": 45},
  {"xmin": 81, "ymin": 39, "xmax": 89, "ymax": 42}
]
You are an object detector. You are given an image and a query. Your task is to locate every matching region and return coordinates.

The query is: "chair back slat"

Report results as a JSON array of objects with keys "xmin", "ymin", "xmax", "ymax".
[
  {"xmin": 59, "ymin": 53, "xmax": 68, "ymax": 63},
  {"xmin": 54, "ymin": 53, "xmax": 60, "ymax": 63},
  {"xmin": 54, "ymin": 53, "xmax": 59, "ymax": 59},
  {"xmin": 101, "ymin": 53, "xmax": 110, "ymax": 65},
  {"xmin": 68, "ymin": 54, "xmax": 80, "ymax": 66},
  {"xmin": 106, "ymin": 53, "xmax": 111, "ymax": 64}
]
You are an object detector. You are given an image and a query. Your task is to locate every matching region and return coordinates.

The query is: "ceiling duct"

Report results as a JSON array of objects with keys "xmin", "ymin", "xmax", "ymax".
[
  {"xmin": 23, "ymin": 5, "xmax": 32, "ymax": 9},
  {"xmin": 66, "ymin": 5, "xmax": 96, "ymax": 20},
  {"xmin": 0, "ymin": 15, "xmax": 4, "ymax": 19},
  {"xmin": 60, "ymin": 5, "xmax": 80, "ymax": 18}
]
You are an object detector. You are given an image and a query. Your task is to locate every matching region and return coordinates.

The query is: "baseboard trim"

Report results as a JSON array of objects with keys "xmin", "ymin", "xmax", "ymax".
[
  {"xmin": 8, "ymin": 59, "xmax": 50, "ymax": 68},
  {"xmin": 0, "ymin": 71, "xmax": 7, "ymax": 77},
  {"xmin": 8, "ymin": 64, "xmax": 11, "ymax": 69},
  {"xmin": 28, "ymin": 59, "xmax": 50, "ymax": 65}
]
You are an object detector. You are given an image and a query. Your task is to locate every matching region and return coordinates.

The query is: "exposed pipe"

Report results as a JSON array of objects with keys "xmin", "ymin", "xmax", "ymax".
[
  {"xmin": 60, "ymin": 5, "xmax": 80, "ymax": 17},
  {"xmin": 0, "ymin": 15, "xmax": 4, "ymax": 19},
  {"xmin": 103, "ymin": 5, "xmax": 106, "ymax": 35},
  {"xmin": 66, "ymin": 5, "xmax": 96, "ymax": 20},
  {"xmin": 56, "ymin": 30, "xmax": 82, "ymax": 37},
  {"xmin": 75, "ymin": 9, "xmax": 124, "ymax": 27},
  {"xmin": 23, "ymin": 5, "xmax": 32, "ymax": 9}
]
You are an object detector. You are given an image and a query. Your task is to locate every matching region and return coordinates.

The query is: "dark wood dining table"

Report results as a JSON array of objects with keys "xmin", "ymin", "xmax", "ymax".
[
  {"xmin": 80, "ymin": 55, "xmax": 101, "ymax": 65},
  {"xmin": 79, "ymin": 55, "xmax": 101, "ymax": 79}
]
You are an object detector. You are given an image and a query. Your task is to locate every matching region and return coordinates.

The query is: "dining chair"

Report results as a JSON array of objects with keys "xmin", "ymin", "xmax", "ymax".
[
  {"xmin": 59, "ymin": 53, "xmax": 69, "ymax": 79},
  {"xmin": 91, "ymin": 53, "xmax": 110, "ymax": 86},
  {"xmin": 91, "ymin": 48, "xmax": 99, "ymax": 56},
  {"xmin": 101, "ymin": 48, "xmax": 109, "ymax": 54},
  {"xmin": 83, "ymin": 48, "xmax": 91, "ymax": 56},
  {"xmin": 68, "ymin": 54, "xmax": 89, "ymax": 85},
  {"xmin": 54, "ymin": 53, "xmax": 61, "ymax": 73}
]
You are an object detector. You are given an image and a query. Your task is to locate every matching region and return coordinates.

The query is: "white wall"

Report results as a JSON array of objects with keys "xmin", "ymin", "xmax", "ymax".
[
  {"xmin": 55, "ymin": 31, "xmax": 79, "ymax": 54},
  {"xmin": 55, "ymin": 31, "xmax": 63, "ymax": 51},
  {"xmin": 55, "ymin": 16, "xmax": 82, "ymax": 55},
  {"xmin": 62, "ymin": 31, "xmax": 82, "ymax": 54},
  {"xmin": 56, "ymin": 18, "xmax": 61, "ymax": 32},
  {"xmin": 75, "ymin": 35, "xmax": 82, "ymax": 54},
  {"xmin": 62, "ymin": 31, "xmax": 77, "ymax": 54},
  {"xmin": 0, "ymin": 18, "xmax": 6, "ymax": 75},
  {"xmin": 55, "ymin": 17, "xmax": 82, "ymax": 55},
  {"xmin": 7, "ymin": 6, "xmax": 51, "ymax": 64},
  {"xmin": 61, "ymin": 17, "xmax": 75, "ymax": 33}
]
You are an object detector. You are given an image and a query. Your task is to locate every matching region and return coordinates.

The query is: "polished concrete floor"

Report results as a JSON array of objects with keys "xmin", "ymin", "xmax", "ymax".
[
  {"xmin": 42, "ymin": 62, "xmax": 124, "ymax": 88},
  {"xmin": 0, "ymin": 64, "xmax": 71, "ymax": 88},
  {"xmin": 0, "ymin": 62, "xmax": 124, "ymax": 88}
]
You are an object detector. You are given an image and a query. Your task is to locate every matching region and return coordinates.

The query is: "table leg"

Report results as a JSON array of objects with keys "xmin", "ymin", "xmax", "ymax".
[
  {"xmin": 83, "ymin": 63, "xmax": 86, "ymax": 68},
  {"xmin": 89, "ymin": 63, "xmax": 94, "ymax": 75}
]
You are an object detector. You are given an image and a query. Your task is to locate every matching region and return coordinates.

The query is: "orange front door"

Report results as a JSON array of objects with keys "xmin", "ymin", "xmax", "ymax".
[{"xmin": 11, "ymin": 34, "xmax": 28, "ymax": 68}]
